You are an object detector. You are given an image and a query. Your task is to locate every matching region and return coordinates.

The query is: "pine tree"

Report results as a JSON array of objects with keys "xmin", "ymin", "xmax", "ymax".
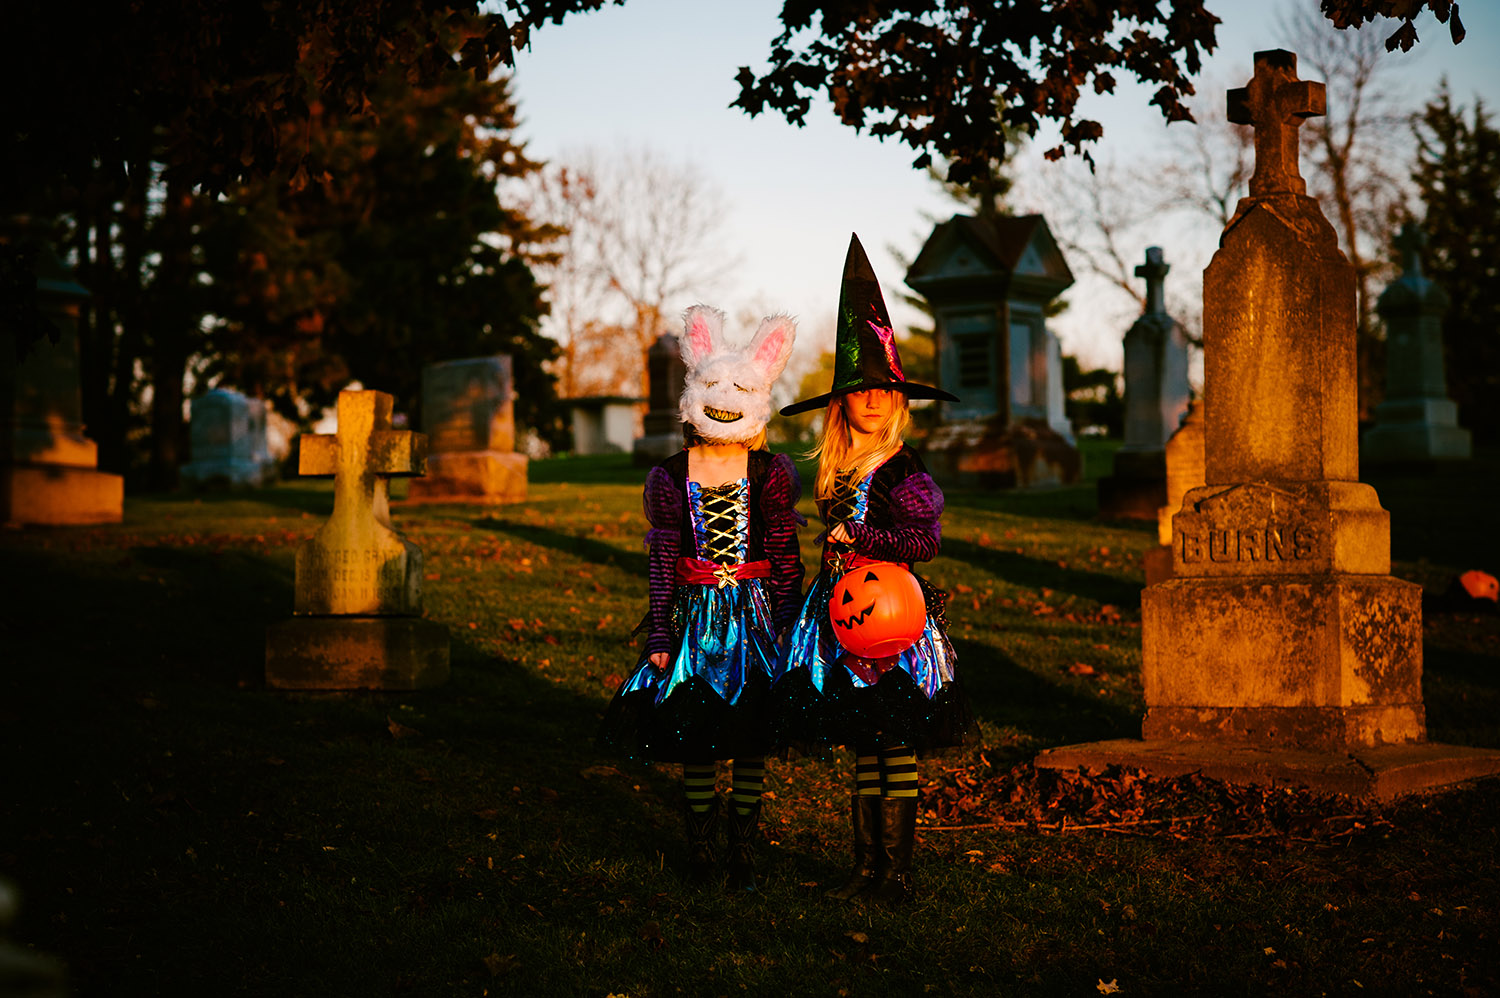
[{"xmin": 1411, "ymin": 83, "xmax": 1500, "ymax": 446}]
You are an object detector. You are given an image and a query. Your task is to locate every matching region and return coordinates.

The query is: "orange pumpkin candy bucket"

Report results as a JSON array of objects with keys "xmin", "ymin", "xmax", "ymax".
[{"xmin": 828, "ymin": 562, "xmax": 927, "ymax": 659}]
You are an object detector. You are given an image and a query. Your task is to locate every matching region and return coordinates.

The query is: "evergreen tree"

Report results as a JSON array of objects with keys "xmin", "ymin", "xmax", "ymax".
[{"xmin": 1411, "ymin": 83, "xmax": 1500, "ymax": 446}]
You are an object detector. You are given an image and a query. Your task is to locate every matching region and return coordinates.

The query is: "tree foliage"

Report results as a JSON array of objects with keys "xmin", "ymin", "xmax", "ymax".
[{"xmin": 1411, "ymin": 84, "xmax": 1500, "ymax": 445}]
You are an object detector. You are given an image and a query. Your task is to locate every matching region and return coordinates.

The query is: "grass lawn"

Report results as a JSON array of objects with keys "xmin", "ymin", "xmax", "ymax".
[{"xmin": 2, "ymin": 445, "xmax": 1498, "ymax": 997}]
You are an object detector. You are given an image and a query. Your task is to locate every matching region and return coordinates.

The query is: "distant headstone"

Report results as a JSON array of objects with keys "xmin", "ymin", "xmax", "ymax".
[
  {"xmin": 1, "ymin": 238, "xmax": 123, "ymax": 526},
  {"xmin": 906, "ymin": 213, "xmax": 1081, "ymax": 488},
  {"xmin": 1037, "ymin": 50, "xmax": 1500, "ymax": 798},
  {"xmin": 632, "ymin": 332, "xmax": 688, "ymax": 465},
  {"xmin": 265, "ymin": 390, "xmax": 449, "ymax": 689},
  {"xmin": 1099, "ymin": 247, "xmax": 1193, "ymax": 519},
  {"xmin": 1142, "ymin": 398, "xmax": 1205, "ymax": 586},
  {"xmin": 570, "ymin": 395, "xmax": 645, "ymax": 455},
  {"xmin": 1362, "ymin": 222, "xmax": 1472, "ymax": 462},
  {"xmin": 406, "ymin": 355, "xmax": 527, "ymax": 503},
  {"xmin": 181, "ymin": 388, "xmax": 276, "ymax": 488}
]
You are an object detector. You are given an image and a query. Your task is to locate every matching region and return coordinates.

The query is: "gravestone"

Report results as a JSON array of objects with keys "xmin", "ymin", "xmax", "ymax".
[
  {"xmin": 1142, "ymin": 398, "xmax": 1205, "ymax": 586},
  {"xmin": 1036, "ymin": 50, "xmax": 1500, "ymax": 798},
  {"xmin": 1, "ymin": 239, "xmax": 123, "ymax": 526},
  {"xmin": 406, "ymin": 355, "xmax": 527, "ymax": 503},
  {"xmin": 632, "ymin": 332, "xmax": 688, "ymax": 465},
  {"xmin": 906, "ymin": 213, "xmax": 1081, "ymax": 487},
  {"xmin": 1361, "ymin": 223, "xmax": 1472, "ymax": 463},
  {"xmin": 265, "ymin": 390, "xmax": 449, "ymax": 689},
  {"xmin": 570, "ymin": 395, "xmax": 645, "ymax": 455},
  {"xmin": 181, "ymin": 388, "xmax": 275, "ymax": 488},
  {"xmin": 1098, "ymin": 247, "xmax": 1193, "ymax": 519}
]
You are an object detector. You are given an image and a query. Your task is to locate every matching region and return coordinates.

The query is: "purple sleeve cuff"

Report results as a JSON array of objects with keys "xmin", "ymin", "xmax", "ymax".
[
  {"xmin": 761, "ymin": 453, "xmax": 806, "ymax": 633},
  {"xmin": 849, "ymin": 473, "xmax": 943, "ymax": 564},
  {"xmin": 642, "ymin": 467, "xmax": 681, "ymax": 650}
]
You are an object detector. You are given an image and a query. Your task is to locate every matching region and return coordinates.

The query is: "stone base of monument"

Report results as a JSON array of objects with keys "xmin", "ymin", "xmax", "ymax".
[
  {"xmin": 632, "ymin": 433, "xmax": 686, "ymax": 467},
  {"xmin": 1098, "ymin": 449, "xmax": 1167, "ymax": 520},
  {"xmin": 1362, "ymin": 398, "xmax": 1472, "ymax": 463},
  {"xmin": 404, "ymin": 451, "xmax": 527, "ymax": 503},
  {"xmin": 1142, "ymin": 544, "xmax": 1174, "ymax": 586},
  {"xmin": 923, "ymin": 417, "xmax": 1080, "ymax": 489},
  {"xmin": 265, "ymin": 616, "xmax": 451, "ymax": 690},
  {"xmin": 1034, "ymin": 738, "xmax": 1500, "ymax": 801},
  {"xmin": 2, "ymin": 464, "xmax": 123, "ymax": 526}
]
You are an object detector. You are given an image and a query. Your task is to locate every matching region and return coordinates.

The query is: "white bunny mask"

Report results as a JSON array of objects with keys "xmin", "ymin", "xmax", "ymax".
[{"xmin": 678, "ymin": 305, "xmax": 797, "ymax": 444}]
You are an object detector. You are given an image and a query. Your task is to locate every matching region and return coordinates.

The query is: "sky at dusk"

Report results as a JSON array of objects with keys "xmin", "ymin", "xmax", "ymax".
[{"xmin": 505, "ymin": 0, "xmax": 1500, "ymax": 377}]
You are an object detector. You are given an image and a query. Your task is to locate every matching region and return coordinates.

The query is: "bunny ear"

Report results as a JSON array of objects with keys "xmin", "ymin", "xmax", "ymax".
[
  {"xmin": 679, "ymin": 304, "xmax": 726, "ymax": 369},
  {"xmin": 747, "ymin": 314, "xmax": 797, "ymax": 382}
]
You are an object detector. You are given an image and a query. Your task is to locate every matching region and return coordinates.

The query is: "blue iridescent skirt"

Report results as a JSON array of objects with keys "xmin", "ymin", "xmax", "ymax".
[
  {"xmin": 770, "ymin": 569, "xmax": 972, "ymax": 752},
  {"xmin": 598, "ymin": 578, "xmax": 783, "ymax": 762}
]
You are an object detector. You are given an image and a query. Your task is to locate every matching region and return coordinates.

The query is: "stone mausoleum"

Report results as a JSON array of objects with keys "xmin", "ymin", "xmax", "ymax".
[{"xmin": 905, "ymin": 214, "xmax": 1080, "ymax": 488}]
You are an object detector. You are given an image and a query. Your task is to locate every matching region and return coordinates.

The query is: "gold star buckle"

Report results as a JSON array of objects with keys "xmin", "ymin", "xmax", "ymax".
[
  {"xmin": 828, "ymin": 552, "xmax": 848, "ymax": 578},
  {"xmin": 713, "ymin": 563, "xmax": 738, "ymax": 589}
]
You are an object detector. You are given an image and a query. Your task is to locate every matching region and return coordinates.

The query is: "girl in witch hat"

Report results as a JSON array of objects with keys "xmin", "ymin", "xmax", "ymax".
[
  {"xmin": 773, "ymin": 234, "xmax": 973, "ymax": 905},
  {"xmin": 597, "ymin": 305, "xmax": 804, "ymax": 891}
]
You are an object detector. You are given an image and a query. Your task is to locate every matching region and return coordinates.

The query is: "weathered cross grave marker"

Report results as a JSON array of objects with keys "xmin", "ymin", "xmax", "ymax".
[
  {"xmin": 1039, "ymin": 50, "xmax": 1500, "ymax": 797},
  {"xmin": 265, "ymin": 390, "xmax": 450, "ymax": 689}
]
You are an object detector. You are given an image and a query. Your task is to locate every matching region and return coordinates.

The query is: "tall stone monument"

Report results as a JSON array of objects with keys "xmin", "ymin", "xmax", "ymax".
[
  {"xmin": 1, "ymin": 240, "xmax": 123, "ymax": 526},
  {"xmin": 906, "ymin": 213, "xmax": 1081, "ymax": 488},
  {"xmin": 405, "ymin": 355, "xmax": 526, "ymax": 503},
  {"xmin": 265, "ymin": 390, "xmax": 449, "ymax": 689},
  {"xmin": 1362, "ymin": 223, "xmax": 1472, "ymax": 463},
  {"xmin": 1097, "ymin": 247, "xmax": 1192, "ymax": 519},
  {"xmin": 1142, "ymin": 398, "xmax": 1205, "ymax": 586},
  {"xmin": 181, "ymin": 388, "xmax": 276, "ymax": 488},
  {"xmin": 632, "ymin": 332, "xmax": 687, "ymax": 466},
  {"xmin": 1037, "ymin": 50, "xmax": 1500, "ymax": 798}
]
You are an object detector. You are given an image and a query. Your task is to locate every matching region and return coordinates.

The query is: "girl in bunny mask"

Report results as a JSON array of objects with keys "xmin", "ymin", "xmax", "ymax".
[{"xmin": 598, "ymin": 304, "xmax": 804, "ymax": 891}]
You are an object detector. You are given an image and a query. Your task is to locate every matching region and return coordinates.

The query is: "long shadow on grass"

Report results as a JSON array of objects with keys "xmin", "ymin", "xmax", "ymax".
[
  {"xmin": 953, "ymin": 634, "xmax": 1141, "ymax": 750},
  {"xmin": 1423, "ymin": 640, "xmax": 1500, "ymax": 748},
  {"xmin": 943, "ymin": 483, "xmax": 1100, "ymax": 522},
  {"xmin": 473, "ymin": 515, "xmax": 648, "ymax": 577},
  {"xmin": 942, "ymin": 537, "xmax": 1144, "ymax": 609}
]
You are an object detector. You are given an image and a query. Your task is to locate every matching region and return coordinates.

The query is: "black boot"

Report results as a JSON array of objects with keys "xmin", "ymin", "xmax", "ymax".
[
  {"xmin": 825, "ymin": 795, "xmax": 882, "ymax": 901},
  {"xmin": 683, "ymin": 798, "xmax": 719, "ymax": 885},
  {"xmin": 867, "ymin": 797, "xmax": 917, "ymax": 905},
  {"xmin": 725, "ymin": 801, "xmax": 762, "ymax": 892}
]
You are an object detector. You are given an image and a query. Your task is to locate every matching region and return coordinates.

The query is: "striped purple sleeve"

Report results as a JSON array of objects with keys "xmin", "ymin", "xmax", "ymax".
[
  {"xmin": 849, "ymin": 472, "xmax": 944, "ymax": 564},
  {"xmin": 760, "ymin": 453, "xmax": 806, "ymax": 634},
  {"xmin": 642, "ymin": 466, "xmax": 681, "ymax": 656}
]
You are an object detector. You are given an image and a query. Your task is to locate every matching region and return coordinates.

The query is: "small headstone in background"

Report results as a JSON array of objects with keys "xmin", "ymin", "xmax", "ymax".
[
  {"xmin": 181, "ymin": 388, "xmax": 276, "ymax": 488},
  {"xmin": 1361, "ymin": 222, "xmax": 1472, "ymax": 463},
  {"xmin": 265, "ymin": 390, "xmax": 449, "ymax": 689},
  {"xmin": 1142, "ymin": 398, "xmax": 1205, "ymax": 585},
  {"xmin": 406, "ymin": 355, "xmax": 527, "ymax": 503},
  {"xmin": 1098, "ymin": 246, "xmax": 1193, "ymax": 519},
  {"xmin": 1, "ymin": 238, "xmax": 122, "ymax": 526},
  {"xmin": 632, "ymin": 332, "xmax": 688, "ymax": 466}
]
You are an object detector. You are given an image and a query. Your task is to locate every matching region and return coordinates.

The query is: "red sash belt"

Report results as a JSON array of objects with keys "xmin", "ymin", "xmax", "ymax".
[{"xmin": 675, "ymin": 557, "xmax": 771, "ymax": 588}]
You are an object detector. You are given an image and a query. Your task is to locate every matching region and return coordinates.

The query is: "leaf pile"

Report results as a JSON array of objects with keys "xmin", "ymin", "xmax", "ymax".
[{"xmin": 919, "ymin": 762, "xmax": 1392, "ymax": 843}]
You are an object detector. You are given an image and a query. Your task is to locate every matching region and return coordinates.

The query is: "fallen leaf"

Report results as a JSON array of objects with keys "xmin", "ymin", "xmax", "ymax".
[
  {"xmin": 1069, "ymin": 663, "xmax": 1096, "ymax": 676},
  {"xmin": 387, "ymin": 716, "xmax": 422, "ymax": 739},
  {"xmin": 482, "ymin": 952, "xmax": 516, "ymax": 976},
  {"xmin": 1097, "ymin": 980, "xmax": 1121, "ymax": 994}
]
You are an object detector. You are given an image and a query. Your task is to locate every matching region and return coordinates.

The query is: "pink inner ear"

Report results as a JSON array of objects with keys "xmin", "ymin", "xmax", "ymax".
[
  {"xmin": 754, "ymin": 325, "xmax": 788, "ymax": 371},
  {"xmin": 686, "ymin": 315, "xmax": 715, "ymax": 362}
]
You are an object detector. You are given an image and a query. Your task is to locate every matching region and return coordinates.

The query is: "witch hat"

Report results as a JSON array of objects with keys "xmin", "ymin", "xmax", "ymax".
[{"xmin": 781, "ymin": 233, "xmax": 959, "ymax": 416}]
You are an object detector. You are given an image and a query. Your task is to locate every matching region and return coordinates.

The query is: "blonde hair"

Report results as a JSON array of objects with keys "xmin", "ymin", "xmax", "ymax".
[{"xmin": 809, "ymin": 391, "xmax": 911, "ymax": 508}]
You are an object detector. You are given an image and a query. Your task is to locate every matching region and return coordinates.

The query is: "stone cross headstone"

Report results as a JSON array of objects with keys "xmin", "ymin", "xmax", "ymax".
[
  {"xmin": 1, "ymin": 238, "xmax": 122, "ymax": 526},
  {"xmin": 1362, "ymin": 222, "xmax": 1471, "ymax": 462},
  {"xmin": 1098, "ymin": 246, "xmax": 1193, "ymax": 519},
  {"xmin": 266, "ymin": 389, "xmax": 449, "ymax": 688},
  {"xmin": 181, "ymin": 388, "xmax": 274, "ymax": 488},
  {"xmin": 1143, "ymin": 49, "xmax": 1424, "ymax": 752},
  {"xmin": 407, "ymin": 355, "xmax": 527, "ymax": 503},
  {"xmin": 632, "ymin": 332, "xmax": 688, "ymax": 466}
]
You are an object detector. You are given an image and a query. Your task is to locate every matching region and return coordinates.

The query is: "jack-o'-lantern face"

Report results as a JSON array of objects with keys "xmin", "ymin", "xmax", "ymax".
[{"xmin": 828, "ymin": 562, "xmax": 926, "ymax": 659}]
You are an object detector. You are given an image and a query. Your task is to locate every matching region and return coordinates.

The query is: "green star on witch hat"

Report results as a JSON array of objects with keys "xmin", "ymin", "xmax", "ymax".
[{"xmin": 780, "ymin": 233, "xmax": 959, "ymax": 416}]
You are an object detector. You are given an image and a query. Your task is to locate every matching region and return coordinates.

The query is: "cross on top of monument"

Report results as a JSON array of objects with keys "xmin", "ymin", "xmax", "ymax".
[
  {"xmin": 1227, "ymin": 49, "xmax": 1326, "ymax": 198},
  {"xmin": 1135, "ymin": 246, "xmax": 1170, "ymax": 315},
  {"xmin": 1394, "ymin": 221, "xmax": 1427, "ymax": 278},
  {"xmin": 300, "ymin": 390, "xmax": 427, "ymax": 526}
]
